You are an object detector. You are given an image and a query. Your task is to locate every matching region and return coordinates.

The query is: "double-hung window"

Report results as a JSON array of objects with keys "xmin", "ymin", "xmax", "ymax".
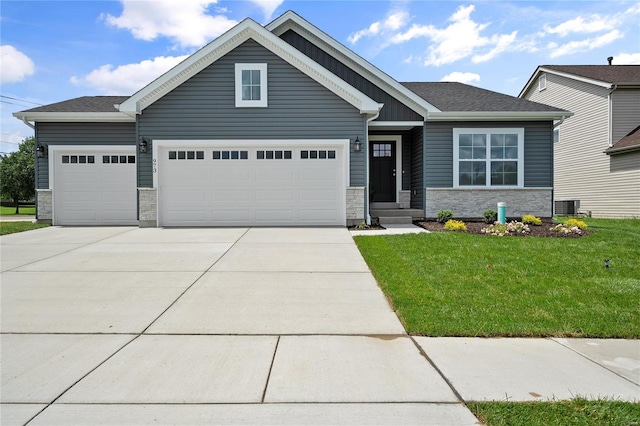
[
  {"xmin": 453, "ymin": 128, "xmax": 524, "ymax": 187},
  {"xmin": 235, "ymin": 63, "xmax": 267, "ymax": 107}
]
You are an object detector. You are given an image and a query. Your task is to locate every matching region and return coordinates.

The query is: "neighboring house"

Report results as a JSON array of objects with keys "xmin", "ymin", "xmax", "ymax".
[
  {"xmin": 520, "ymin": 65, "xmax": 640, "ymax": 218},
  {"xmin": 14, "ymin": 11, "xmax": 567, "ymax": 227}
]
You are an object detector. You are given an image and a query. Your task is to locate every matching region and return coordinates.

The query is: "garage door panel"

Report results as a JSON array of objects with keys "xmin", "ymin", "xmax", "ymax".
[{"xmin": 159, "ymin": 145, "xmax": 345, "ymax": 226}]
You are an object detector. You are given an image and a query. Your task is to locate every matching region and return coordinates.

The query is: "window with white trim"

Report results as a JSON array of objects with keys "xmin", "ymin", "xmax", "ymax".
[
  {"xmin": 235, "ymin": 63, "xmax": 267, "ymax": 107},
  {"xmin": 453, "ymin": 128, "xmax": 524, "ymax": 187},
  {"xmin": 538, "ymin": 74, "xmax": 546, "ymax": 91}
]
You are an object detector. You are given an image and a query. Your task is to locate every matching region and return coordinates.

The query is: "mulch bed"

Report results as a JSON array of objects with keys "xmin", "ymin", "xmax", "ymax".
[{"xmin": 417, "ymin": 221, "xmax": 589, "ymax": 238}]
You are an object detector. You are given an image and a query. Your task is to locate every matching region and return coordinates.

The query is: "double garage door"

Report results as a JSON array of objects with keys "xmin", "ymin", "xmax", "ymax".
[
  {"xmin": 52, "ymin": 147, "xmax": 137, "ymax": 226},
  {"xmin": 157, "ymin": 142, "xmax": 347, "ymax": 226}
]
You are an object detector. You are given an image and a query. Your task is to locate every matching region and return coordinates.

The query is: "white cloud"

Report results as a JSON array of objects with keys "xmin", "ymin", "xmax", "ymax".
[
  {"xmin": 70, "ymin": 55, "xmax": 188, "ymax": 94},
  {"xmin": 440, "ymin": 72, "xmax": 480, "ymax": 84},
  {"xmin": 249, "ymin": 0, "xmax": 284, "ymax": 21},
  {"xmin": 389, "ymin": 5, "xmax": 520, "ymax": 66},
  {"xmin": 612, "ymin": 52, "xmax": 640, "ymax": 65},
  {"xmin": 0, "ymin": 45, "xmax": 35, "ymax": 84},
  {"xmin": 348, "ymin": 11, "xmax": 409, "ymax": 44},
  {"xmin": 544, "ymin": 15, "xmax": 615, "ymax": 37},
  {"xmin": 103, "ymin": 0, "xmax": 237, "ymax": 48},
  {"xmin": 550, "ymin": 30, "xmax": 623, "ymax": 58}
]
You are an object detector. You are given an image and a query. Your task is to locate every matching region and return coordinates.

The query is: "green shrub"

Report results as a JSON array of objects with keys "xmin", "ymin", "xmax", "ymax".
[
  {"xmin": 436, "ymin": 210, "xmax": 454, "ymax": 223},
  {"xmin": 565, "ymin": 218, "xmax": 588, "ymax": 230},
  {"xmin": 522, "ymin": 214, "xmax": 542, "ymax": 225},
  {"xmin": 444, "ymin": 219, "xmax": 467, "ymax": 232},
  {"xmin": 483, "ymin": 209, "xmax": 497, "ymax": 224}
]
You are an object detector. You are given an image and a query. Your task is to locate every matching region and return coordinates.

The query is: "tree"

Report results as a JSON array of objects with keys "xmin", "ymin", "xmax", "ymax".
[{"xmin": 0, "ymin": 136, "xmax": 35, "ymax": 214}]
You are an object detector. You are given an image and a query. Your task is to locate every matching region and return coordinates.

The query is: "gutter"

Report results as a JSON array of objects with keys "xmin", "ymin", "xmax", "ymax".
[
  {"xmin": 426, "ymin": 111, "xmax": 572, "ymax": 121},
  {"xmin": 20, "ymin": 117, "xmax": 35, "ymax": 130},
  {"xmin": 603, "ymin": 145, "xmax": 640, "ymax": 155},
  {"xmin": 553, "ymin": 114, "xmax": 567, "ymax": 129}
]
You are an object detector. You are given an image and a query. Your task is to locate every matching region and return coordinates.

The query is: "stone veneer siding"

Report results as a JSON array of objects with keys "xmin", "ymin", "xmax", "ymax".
[
  {"xmin": 425, "ymin": 188, "xmax": 552, "ymax": 219},
  {"xmin": 138, "ymin": 188, "xmax": 157, "ymax": 228},
  {"xmin": 36, "ymin": 189, "xmax": 52, "ymax": 223},
  {"xmin": 399, "ymin": 191, "xmax": 411, "ymax": 209},
  {"xmin": 346, "ymin": 187, "xmax": 365, "ymax": 226}
]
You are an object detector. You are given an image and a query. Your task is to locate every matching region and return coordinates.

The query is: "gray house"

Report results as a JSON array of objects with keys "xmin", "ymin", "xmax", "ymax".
[
  {"xmin": 520, "ymin": 65, "xmax": 640, "ymax": 218},
  {"xmin": 14, "ymin": 11, "xmax": 567, "ymax": 227}
]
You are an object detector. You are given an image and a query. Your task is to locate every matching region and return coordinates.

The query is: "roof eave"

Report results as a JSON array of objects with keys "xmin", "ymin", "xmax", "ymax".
[
  {"xmin": 13, "ymin": 111, "xmax": 136, "ymax": 123},
  {"xmin": 604, "ymin": 145, "xmax": 640, "ymax": 155},
  {"xmin": 426, "ymin": 111, "xmax": 572, "ymax": 121}
]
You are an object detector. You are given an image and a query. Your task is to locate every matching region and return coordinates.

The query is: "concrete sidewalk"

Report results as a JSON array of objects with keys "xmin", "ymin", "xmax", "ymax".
[{"xmin": 1, "ymin": 226, "xmax": 638, "ymax": 425}]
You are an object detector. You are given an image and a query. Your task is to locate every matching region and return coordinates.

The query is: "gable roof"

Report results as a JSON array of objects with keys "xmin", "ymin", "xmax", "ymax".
[
  {"xmin": 118, "ymin": 18, "xmax": 381, "ymax": 116},
  {"xmin": 403, "ymin": 82, "xmax": 569, "ymax": 121},
  {"xmin": 13, "ymin": 96, "xmax": 134, "ymax": 122},
  {"xmin": 266, "ymin": 11, "xmax": 440, "ymax": 116},
  {"xmin": 605, "ymin": 124, "xmax": 640, "ymax": 155},
  {"xmin": 520, "ymin": 65, "xmax": 640, "ymax": 96}
]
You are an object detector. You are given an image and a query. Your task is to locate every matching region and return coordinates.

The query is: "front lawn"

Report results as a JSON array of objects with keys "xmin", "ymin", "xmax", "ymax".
[
  {"xmin": 0, "ymin": 221, "xmax": 49, "ymax": 236},
  {"xmin": 468, "ymin": 398, "xmax": 640, "ymax": 426},
  {"xmin": 354, "ymin": 218, "xmax": 639, "ymax": 337},
  {"xmin": 0, "ymin": 205, "xmax": 36, "ymax": 215}
]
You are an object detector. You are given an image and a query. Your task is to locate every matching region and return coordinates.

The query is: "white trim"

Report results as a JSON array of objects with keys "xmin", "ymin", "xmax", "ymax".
[
  {"xmin": 369, "ymin": 121, "xmax": 423, "ymax": 128},
  {"xmin": 235, "ymin": 63, "xmax": 268, "ymax": 108},
  {"xmin": 47, "ymin": 145, "xmax": 136, "ymax": 226},
  {"xmin": 427, "ymin": 111, "xmax": 571, "ymax": 121},
  {"xmin": 266, "ymin": 12, "xmax": 440, "ymax": 117},
  {"xmin": 519, "ymin": 66, "xmax": 615, "ymax": 98},
  {"xmin": 13, "ymin": 112, "xmax": 135, "ymax": 122},
  {"xmin": 538, "ymin": 74, "xmax": 546, "ymax": 91},
  {"xmin": 369, "ymin": 135, "xmax": 402, "ymax": 203},
  {"xmin": 118, "ymin": 19, "xmax": 380, "ymax": 115},
  {"xmin": 452, "ymin": 128, "xmax": 525, "ymax": 189}
]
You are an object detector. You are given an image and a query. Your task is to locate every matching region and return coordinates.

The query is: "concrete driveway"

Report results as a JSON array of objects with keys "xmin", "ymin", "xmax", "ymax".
[{"xmin": 1, "ymin": 226, "xmax": 475, "ymax": 425}]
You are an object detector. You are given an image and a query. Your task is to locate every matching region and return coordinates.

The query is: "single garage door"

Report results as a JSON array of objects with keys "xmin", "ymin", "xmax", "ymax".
[
  {"xmin": 52, "ymin": 147, "xmax": 137, "ymax": 225},
  {"xmin": 158, "ymin": 143, "xmax": 346, "ymax": 226}
]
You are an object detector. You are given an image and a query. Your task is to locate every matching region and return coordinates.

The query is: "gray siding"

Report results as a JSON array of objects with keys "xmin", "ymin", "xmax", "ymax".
[
  {"xmin": 138, "ymin": 40, "xmax": 365, "ymax": 187},
  {"xmin": 280, "ymin": 30, "xmax": 423, "ymax": 122},
  {"xmin": 410, "ymin": 126, "xmax": 424, "ymax": 209},
  {"xmin": 35, "ymin": 122, "xmax": 135, "ymax": 189},
  {"xmin": 425, "ymin": 121, "xmax": 553, "ymax": 188},
  {"xmin": 612, "ymin": 89, "xmax": 640, "ymax": 143}
]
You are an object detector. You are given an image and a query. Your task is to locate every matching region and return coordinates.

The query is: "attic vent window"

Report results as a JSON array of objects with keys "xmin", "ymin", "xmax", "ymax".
[
  {"xmin": 538, "ymin": 74, "xmax": 547, "ymax": 91},
  {"xmin": 235, "ymin": 63, "xmax": 268, "ymax": 107}
]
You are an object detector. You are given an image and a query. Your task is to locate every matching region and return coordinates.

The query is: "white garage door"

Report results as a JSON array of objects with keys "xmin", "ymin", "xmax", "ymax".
[
  {"xmin": 52, "ymin": 147, "xmax": 137, "ymax": 226},
  {"xmin": 157, "ymin": 143, "xmax": 346, "ymax": 226}
]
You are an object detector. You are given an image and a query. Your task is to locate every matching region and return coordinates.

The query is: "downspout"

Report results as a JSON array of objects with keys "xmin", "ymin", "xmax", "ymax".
[
  {"xmin": 607, "ymin": 84, "xmax": 617, "ymax": 147},
  {"xmin": 21, "ymin": 117, "xmax": 35, "ymax": 130},
  {"xmin": 553, "ymin": 115, "xmax": 566, "ymax": 129},
  {"xmin": 364, "ymin": 110, "xmax": 381, "ymax": 225}
]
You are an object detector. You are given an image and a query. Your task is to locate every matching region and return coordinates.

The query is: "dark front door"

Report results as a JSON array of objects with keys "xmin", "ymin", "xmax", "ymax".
[{"xmin": 370, "ymin": 142, "xmax": 396, "ymax": 202}]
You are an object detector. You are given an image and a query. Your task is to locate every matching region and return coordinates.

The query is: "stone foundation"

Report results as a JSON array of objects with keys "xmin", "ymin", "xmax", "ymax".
[
  {"xmin": 346, "ymin": 187, "xmax": 365, "ymax": 226},
  {"xmin": 399, "ymin": 191, "xmax": 411, "ymax": 209},
  {"xmin": 425, "ymin": 188, "xmax": 553, "ymax": 219},
  {"xmin": 36, "ymin": 189, "xmax": 52, "ymax": 223},
  {"xmin": 138, "ymin": 187, "xmax": 157, "ymax": 228}
]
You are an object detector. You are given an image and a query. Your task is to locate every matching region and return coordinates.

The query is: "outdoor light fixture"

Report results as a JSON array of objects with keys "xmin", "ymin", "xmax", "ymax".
[
  {"xmin": 36, "ymin": 144, "xmax": 46, "ymax": 158},
  {"xmin": 353, "ymin": 136, "xmax": 362, "ymax": 152},
  {"xmin": 140, "ymin": 138, "xmax": 149, "ymax": 153}
]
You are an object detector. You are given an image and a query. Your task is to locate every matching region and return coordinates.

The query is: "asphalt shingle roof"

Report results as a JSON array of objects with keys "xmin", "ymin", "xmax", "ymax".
[
  {"xmin": 401, "ymin": 82, "xmax": 565, "ymax": 112},
  {"xmin": 606, "ymin": 125, "xmax": 640, "ymax": 153},
  {"xmin": 542, "ymin": 65, "xmax": 640, "ymax": 84},
  {"xmin": 21, "ymin": 96, "xmax": 129, "ymax": 113}
]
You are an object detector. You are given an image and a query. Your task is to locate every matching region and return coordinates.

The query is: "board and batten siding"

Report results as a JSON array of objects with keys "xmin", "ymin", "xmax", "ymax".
[
  {"xmin": 137, "ymin": 40, "xmax": 365, "ymax": 188},
  {"xmin": 35, "ymin": 122, "xmax": 136, "ymax": 189},
  {"xmin": 611, "ymin": 89, "xmax": 640, "ymax": 143},
  {"xmin": 424, "ymin": 121, "xmax": 553, "ymax": 188},
  {"xmin": 279, "ymin": 29, "xmax": 423, "ymax": 122},
  {"xmin": 523, "ymin": 72, "xmax": 639, "ymax": 217}
]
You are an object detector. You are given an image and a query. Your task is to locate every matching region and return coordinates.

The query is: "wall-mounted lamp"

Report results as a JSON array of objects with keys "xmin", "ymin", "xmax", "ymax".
[
  {"xmin": 353, "ymin": 136, "xmax": 362, "ymax": 152},
  {"xmin": 36, "ymin": 144, "xmax": 46, "ymax": 158},
  {"xmin": 140, "ymin": 137, "xmax": 149, "ymax": 153}
]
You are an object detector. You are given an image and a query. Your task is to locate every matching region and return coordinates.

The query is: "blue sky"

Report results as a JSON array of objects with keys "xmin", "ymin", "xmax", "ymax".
[{"xmin": 2, "ymin": 0, "xmax": 639, "ymax": 154}]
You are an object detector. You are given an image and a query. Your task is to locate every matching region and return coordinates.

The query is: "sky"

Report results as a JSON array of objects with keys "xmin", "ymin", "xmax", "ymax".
[{"xmin": 1, "ymin": 0, "xmax": 639, "ymax": 154}]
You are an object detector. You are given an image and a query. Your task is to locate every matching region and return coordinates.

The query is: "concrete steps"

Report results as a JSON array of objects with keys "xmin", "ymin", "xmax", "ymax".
[
  {"xmin": 371, "ymin": 208, "xmax": 424, "ymax": 226},
  {"xmin": 378, "ymin": 216, "xmax": 413, "ymax": 225}
]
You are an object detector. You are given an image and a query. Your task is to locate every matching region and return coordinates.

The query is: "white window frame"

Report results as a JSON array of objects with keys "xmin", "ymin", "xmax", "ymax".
[
  {"xmin": 538, "ymin": 73, "xmax": 546, "ymax": 91},
  {"xmin": 453, "ymin": 128, "xmax": 525, "ymax": 188},
  {"xmin": 235, "ymin": 63, "xmax": 268, "ymax": 108}
]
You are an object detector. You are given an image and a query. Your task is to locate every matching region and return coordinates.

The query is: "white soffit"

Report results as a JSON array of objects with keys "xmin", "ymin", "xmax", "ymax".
[
  {"xmin": 118, "ymin": 19, "xmax": 381, "ymax": 116},
  {"xmin": 267, "ymin": 11, "xmax": 440, "ymax": 116}
]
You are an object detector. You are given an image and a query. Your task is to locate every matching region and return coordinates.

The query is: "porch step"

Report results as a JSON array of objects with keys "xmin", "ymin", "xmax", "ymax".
[
  {"xmin": 370, "ymin": 202, "xmax": 400, "ymax": 209},
  {"xmin": 379, "ymin": 216, "xmax": 413, "ymax": 225},
  {"xmin": 371, "ymin": 208, "xmax": 424, "ymax": 218}
]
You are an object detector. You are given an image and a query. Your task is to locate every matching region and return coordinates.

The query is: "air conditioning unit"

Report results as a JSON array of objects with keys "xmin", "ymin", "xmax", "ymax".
[{"xmin": 555, "ymin": 200, "xmax": 580, "ymax": 215}]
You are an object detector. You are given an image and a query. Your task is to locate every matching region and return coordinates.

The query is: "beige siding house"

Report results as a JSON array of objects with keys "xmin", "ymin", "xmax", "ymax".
[{"xmin": 520, "ymin": 65, "xmax": 640, "ymax": 218}]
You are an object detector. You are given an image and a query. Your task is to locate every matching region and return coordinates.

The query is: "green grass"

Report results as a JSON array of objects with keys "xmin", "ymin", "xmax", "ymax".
[
  {"xmin": 0, "ymin": 221, "xmax": 49, "ymax": 235},
  {"xmin": 0, "ymin": 205, "xmax": 36, "ymax": 215},
  {"xmin": 354, "ymin": 218, "xmax": 640, "ymax": 337},
  {"xmin": 468, "ymin": 398, "xmax": 640, "ymax": 426}
]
